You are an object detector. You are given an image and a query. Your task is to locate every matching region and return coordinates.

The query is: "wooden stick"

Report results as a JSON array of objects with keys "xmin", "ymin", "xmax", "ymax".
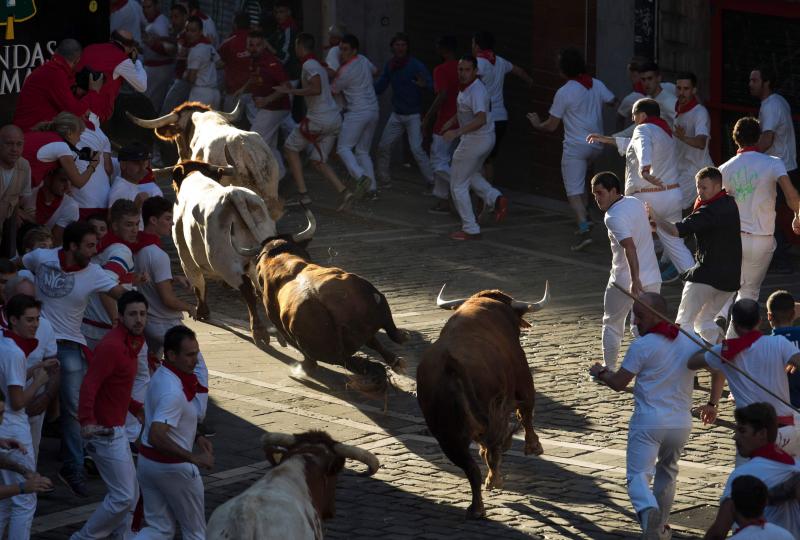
[{"xmin": 611, "ymin": 282, "xmax": 800, "ymax": 415}]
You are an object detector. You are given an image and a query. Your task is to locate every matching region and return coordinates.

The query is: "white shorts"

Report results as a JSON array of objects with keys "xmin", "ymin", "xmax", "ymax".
[
  {"xmin": 562, "ymin": 143, "xmax": 603, "ymax": 197},
  {"xmin": 284, "ymin": 116, "xmax": 342, "ymax": 163}
]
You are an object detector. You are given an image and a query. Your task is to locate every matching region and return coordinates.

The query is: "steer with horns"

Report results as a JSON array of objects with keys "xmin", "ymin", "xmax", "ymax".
[
  {"xmin": 206, "ymin": 430, "xmax": 379, "ymax": 539},
  {"xmin": 416, "ymin": 284, "xmax": 549, "ymax": 519},
  {"xmin": 127, "ymin": 101, "xmax": 284, "ymax": 220}
]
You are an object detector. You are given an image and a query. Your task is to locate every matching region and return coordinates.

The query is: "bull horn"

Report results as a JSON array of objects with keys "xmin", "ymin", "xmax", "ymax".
[
  {"xmin": 126, "ymin": 111, "xmax": 179, "ymax": 129},
  {"xmin": 218, "ymin": 100, "xmax": 243, "ymax": 122},
  {"xmin": 261, "ymin": 432, "xmax": 296, "ymax": 449},
  {"xmin": 333, "ymin": 443, "xmax": 380, "ymax": 476},
  {"xmin": 291, "ymin": 204, "xmax": 316, "ymax": 243},
  {"xmin": 436, "ymin": 283, "xmax": 467, "ymax": 310},
  {"xmin": 229, "ymin": 222, "xmax": 262, "ymax": 258},
  {"xmin": 510, "ymin": 281, "xmax": 550, "ymax": 312}
]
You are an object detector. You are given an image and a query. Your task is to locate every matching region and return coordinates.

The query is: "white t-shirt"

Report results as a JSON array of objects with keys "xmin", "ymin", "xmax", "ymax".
[
  {"xmin": 0, "ymin": 338, "xmax": 31, "ymax": 440},
  {"xmin": 138, "ymin": 182, "xmax": 163, "ymax": 199},
  {"xmin": 36, "ymin": 141, "xmax": 72, "ymax": 164},
  {"xmin": 617, "ymin": 90, "xmax": 644, "ymax": 119},
  {"xmin": 110, "ymin": 0, "xmax": 145, "ymax": 44},
  {"xmin": 705, "ymin": 336, "xmax": 799, "ymax": 417},
  {"xmin": 187, "ymin": 43, "xmax": 219, "ymax": 89},
  {"xmin": 143, "ymin": 14, "xmax": 172, "ymax": 64},
  {"xmin": 22, "ymin": 316, "xmax": 57, "ymax": 402},
  {"xmin": 674, "ymin": 103, "xmax": 713, "ymax": 189},
  {"xmin": 476, "ymin": 55, "xmax": 513, "ymax": 122},
  {"xmin": 617, "ymin": 123, "xmax": 679, "ymax": 194},
  {"xmin": 72, "ymin": 127, "xmax": 111, "ymax": 210},
  {"xmin": 731, "ymin": 522, "xmax": 794, "ymax": 540},
  {"xmin": 22, "ymin": 248, "xmax": 118, "ymax": 345},
  {"xmin": 549, "ymin": 78, "xmax": 614, "ymax": 147},
  {"xmin": 82, "ymin": 243, "xmax": 135, "ymax": 341},
  {"xmin": 135, "ymin": 244, "xmax": 182, "ymax": 323},
  {"xmin": 719, "ymin": 150, "xmax": 788, "ymax": 235},
  {"xmin": 621, "ymin": 331, "xmax": 699, "ymax": 429},
  {"xmin": 302, "ymin": 58, "xmax": 340, "ymax": 125},
  {"xmin": 23, "ymin": 187, "xmax": 79, "ymax": 230},
  {"xmin": 108, "ymin": 176, "xmax": 141, "ymax": 207},
  {"xmin": 722, "ymin": 457, "xmax": 800, "ymax": 538},
  {"xmin": 604, "ymin": 196, "xmax": 661, "ymax": 288},
  {"xmin": 456, "ymin": 79, "xmax": 493, "ymax": 138},
  {"xmin": 613, "ymin": 84, "xmax": 678, "ymax": 137},
  {"xmin": 142, "ymin": 366, "xmax": 201, "ymax": 453},
  {"xmin": 325, "ymin": 45, "xmax": 340, "ymax": 71},
  {"xmin": 760, "ymin": 93, "xmax": 797, "ymax": 172},
  {"xmin": 332, "ymin": 54, "xmax": 378, "ymax": 114}
]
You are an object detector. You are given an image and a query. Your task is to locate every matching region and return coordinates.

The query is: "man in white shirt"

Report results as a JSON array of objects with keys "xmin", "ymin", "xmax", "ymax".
[
  {"xmin": 719, "ymin": 117, "xmax": 800, "ymax": 309},
  {"xmin": 332, "ymin": 34, "xmax": 380, "ymax": 198},
  {"xmin": 109, "ymin": 143, "xmax": 159, "ymax": 211},
  {"xmin": 23, "ymin": 221, "xmax": 127, "ymax": 497},
  {"xmin": 589, "ymin": 98, "xmax": 695, "ymax": 278},
  {"xmin": 23, "ymin": 167, "xmax": 79, "ymax": 247},
  {"xmin": 141, "ymin": 0, "xmax": 175, "ymax": 111},
  {"xmin": 324, "ymin": 24, "xmax": 345, "ymax": 72},
  {"xmin": 183, "ymin": 16, "xmax": 220, "ymax": 108},
  {"xmin": 590, "ymin": 292, "xmax": 701, "ymax": 539},
  {"xmin": 137, "ymin": 325, "xmax": 213, "ymax": 540},
  {"xmin": 724, "ymin": 475, "xmax": 794, "ymax": 539},
  {"xmin": 443, "ymin": 56, "xmax": 506, "ymax": 241},
  {"xmin": 705, "ymin": 403, "xmax": 800, "ymax": 539},
  {"xmin": 674, "ymin": 72, "xmax": 714, "ymax": 210},
  {"xmin": 275, "ymin": 33, "xmax": 356, "ymax": 210},
  {"xmin": 590, "ymin": 172, "xmax": 661, "ymax": 369},
  {"xmin": 616, "ymin": 57, "xmax": 647, "ymax": 128},
  {"xmin": 72, "ymin": 121, "xmax": 112, "ymax": 220},
  {"xmin": 528, "ymin": 48, "xmax": 616, "ymax": 251},
  {"xmin": 688, "ymin": 299, "xmax": 800, "ymax": 456},
  {"xmin": 110, "ymin": 0, "xmax": 146, "ymax": 44},
  {"xmin": 614, "ymin": 62, "xmax": 677, "ymax": 139}
]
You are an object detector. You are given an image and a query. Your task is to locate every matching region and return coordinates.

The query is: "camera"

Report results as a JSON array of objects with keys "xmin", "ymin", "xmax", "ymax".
[
  {"xmin": 75, "ymin": 147, "xmax": 95, "ymax": 161},
  {"xmin": 75, "ymin": 66, "xmax": 103, "ymax": 91}
]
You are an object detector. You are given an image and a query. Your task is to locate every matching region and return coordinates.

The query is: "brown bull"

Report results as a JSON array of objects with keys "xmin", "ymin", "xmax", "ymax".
[
  {"xmin": 231, "ymin": 231, "xmax": 407, "ymax": 389},
  {"xmin": 416, "ymin": 284, "xmax": 549, "ymax": 519}
]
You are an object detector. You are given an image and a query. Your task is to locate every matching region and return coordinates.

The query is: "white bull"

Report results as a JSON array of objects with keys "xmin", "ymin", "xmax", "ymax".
[{"xmin": 127, "ymin": 101, "xmax": 284, "ymax": 220}]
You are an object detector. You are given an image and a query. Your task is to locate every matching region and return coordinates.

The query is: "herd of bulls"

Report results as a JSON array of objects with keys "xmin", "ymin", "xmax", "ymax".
[{"xmin": 127, "ymin": 103, "xmax": 551, "ymax": 535}]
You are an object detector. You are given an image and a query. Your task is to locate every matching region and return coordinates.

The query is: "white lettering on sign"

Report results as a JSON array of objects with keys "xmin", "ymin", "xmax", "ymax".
[{"xmin": 0, "ymin": 40, "xmax": 57, "ymax": 95}]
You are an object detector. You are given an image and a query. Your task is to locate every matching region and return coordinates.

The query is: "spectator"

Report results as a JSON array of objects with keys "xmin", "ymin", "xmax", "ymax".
[
  {"xmin": 72, "ymin": 117, "xmax": 114, "ymax": 221},
  {"xmin": 22, "ymin": 167, "xmax": 79, "ymax": 246},
  {"xmin": 0, "ymin": 125, "xmax": 33, "ymax": 258},
  {"xmin": 110, "ymin": 0, "xmax": 146, "ymax": 44},
  {"xmin": 218, "ymin": 12, "xmax": 252, "ymax": 113},
  {"xmin": 767, "ymin": 290, "xmax": 800, "ymax": 407},
  {"xmin": 109, "ymin": 143, "xmax": 162, "ymax": 211},
  {"xmin": 85, "ymin": 213, "xmax": 108, "ymax": 241},
  {"xmin": 187, "ymin": 0, "xmax": 219, "ymax": 47},
  {"xmin": 183, "ymin": 16, "xmax": 221, "ymax": 108},
  {"xmin": 268, "ymin": 1, "xmax": 299, "ymax": 73},
  {"xmin": 159, "ymin": 4, "xmax": 191, "ymax": 117},
  {"xmin": 324, "ymin": 24, "xmax": 345, "ymax": 72},
  {"xmin": 729, "ymin": 475, "xmax": 793, "ymax": 539},
  {"xmin": 141, "ymin": 0, "xmax": 175, "ymax": 111}
]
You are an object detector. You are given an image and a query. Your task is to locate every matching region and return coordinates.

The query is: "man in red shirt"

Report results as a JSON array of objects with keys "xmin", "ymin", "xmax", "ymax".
[
  {"xmin": 424, "ymin": 36, "xmax": 459, "ymax": 214},
  {"xmin": 13, "ymin": 39, "xmax": 108, "ymax": 132},
  {"xmin": 74, "ymin": 290, "xmax": 147, "ymax": 540},
  {"xmin": 218, "ymin": 12, "xmax": 252, "ymax": 113}
]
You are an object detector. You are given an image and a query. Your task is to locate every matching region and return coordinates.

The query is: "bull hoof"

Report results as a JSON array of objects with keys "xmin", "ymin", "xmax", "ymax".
[
  {"xmin": 525, "ymin": 439, "xmax": 544, "ymax": 456},
  {"xmin": 196, "ymin": 304, "xmax": 210, "ymax": 320},
  {"xmin": 465, "ymin": 504, "xmax": 486, "ymax": 520},
  {"xmin": 484, "ymin": 474, "xmax": 503, "ymax": 491},
  {"xmin": 252, "ymin": 326, "xmax": 270, "ymax": 349}
]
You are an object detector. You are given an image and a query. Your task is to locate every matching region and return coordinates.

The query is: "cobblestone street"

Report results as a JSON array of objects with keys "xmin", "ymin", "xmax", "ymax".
[{"xmin": 30, "ymin": 170, "xmax": 800, "ymax": 539}]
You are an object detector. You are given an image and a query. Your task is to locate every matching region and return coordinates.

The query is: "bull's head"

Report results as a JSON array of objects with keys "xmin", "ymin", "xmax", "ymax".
[
  {"xmin": 229, "ymin": 205, "xmax": 316, "ymax": 259},
  {"xmin": 437, "ymin": 282, "xmax": 550, "ymax": 326}
]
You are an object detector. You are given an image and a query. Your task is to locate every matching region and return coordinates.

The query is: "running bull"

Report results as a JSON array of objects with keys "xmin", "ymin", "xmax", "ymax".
[
  {"xmin": 416, "ymin": 284, "xmax": 549, "ymax": 519},
  {"xmin": 127, "ymin": 101, "xmax": 283, "ymax": 220},
  {"xmin": 206, "ymin": 430, "xmax": 379, "ymax": 539},
  {"xmin": 230, "ymin": 228, "xmax": 407, "ymax": 390}
]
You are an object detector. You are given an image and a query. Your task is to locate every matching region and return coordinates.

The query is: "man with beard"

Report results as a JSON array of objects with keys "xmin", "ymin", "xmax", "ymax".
[{"xmin": 674, "ymin": 73, "xmax": 714, "ymax": 210}]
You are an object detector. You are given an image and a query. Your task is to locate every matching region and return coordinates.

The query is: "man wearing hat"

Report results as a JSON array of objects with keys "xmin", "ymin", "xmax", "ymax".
[{"xmin": 110, "ymin": 143, "xmax": 163, "ymax": 211}]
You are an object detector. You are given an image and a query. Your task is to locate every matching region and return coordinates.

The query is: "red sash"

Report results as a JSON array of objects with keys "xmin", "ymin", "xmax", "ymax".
[
  {"xmin": 721, "ymin": 330, "xmax": 762, "ymax": 361},
  {"xmin": 476, "ymin": 49, "xmax": 496, "ymax": 65},
  {"xmin": 750, "ymin": 443, "xmax": 794, "ymax": 465},
  {"xmin": 646, "ymin": 321, "xmax": 679, "ymax": 340},
  {"xmin": 163, "ymin": 362, "xmax": 208, "ymax": 402},
  {"xmin": 570, "ymin": 74, "xmax": 593, "ymax": 90},
  {"xmin": 641, "ymin": 117, "xmax": 672, "ymax": 138}
]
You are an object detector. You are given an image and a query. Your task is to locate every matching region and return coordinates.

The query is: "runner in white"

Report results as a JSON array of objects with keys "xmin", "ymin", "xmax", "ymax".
[
  {"xmin": 137, "ymin": 325, "xmax": 213, "ymax": 540},
  {"xmin": 443, "ymin": 55, "xmax": 507, "ymax": 241},
  {"xmin": 184, "ymin": 16, "xmax": 220, "ymax": 108},
  {"xmin": 141, "ymin": 0, "xmax": 175, "ymax": 110},
  {"xmin": 589, "ymin": 293, "xmax": 702, "ymax": 539},
  {"xmin": 23, "ymin": 168, "xmax": 79, "ymax": 246},
  {"xmin": 689, "ymin": 299, "xmax": 800, "ymax": 456},
  {"xmin": 616, "ymin": 57, "xmax": 647, "ymax": 127},
  {"xmin": 705, "ymin": 403, "xmax": 800, "ymax": 539},
  {"xmin": 590, "ymin": 172, "xmax": 661, "ymax": 369},
  {"xmin": 722, "ymin": 475, "xmax": 794, "ymax": 540},
  {"xmin": 673, "ymin": 72, "xmax": 714, "ymax": 210},
  {"xmin": 528, "ymin": 47, "xmax": 616, "ymax": 251},
  {"xmin": 332, "ymin": 34, "xmax": 380, "ymax": 198},
  {"xmin": 109, "ymin": 143, "xmax": 155, "ymax": 210},
  {"xmin": 614, "ymin": 62, "xmax": 677, "ymax": 137}
]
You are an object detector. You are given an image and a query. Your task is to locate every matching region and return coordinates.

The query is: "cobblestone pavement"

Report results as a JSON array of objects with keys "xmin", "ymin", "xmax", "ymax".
[{"xmin": 31, "ymin": 169, "xmax": 800, "ymax": 539}]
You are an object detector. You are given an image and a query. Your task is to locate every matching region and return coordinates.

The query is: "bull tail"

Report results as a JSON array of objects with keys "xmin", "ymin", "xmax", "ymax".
[
  {"xmin": 374, "ymin": 291, "xmax": 406, "ymax": 344},
  {"xmin": 225, "ymin": 189, "xmax": 274, "ymax": 245}
]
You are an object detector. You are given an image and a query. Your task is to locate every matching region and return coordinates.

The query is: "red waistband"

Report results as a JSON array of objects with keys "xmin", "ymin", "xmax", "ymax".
[
  {"xmin": 82, "ymin": 318, "xmax": 113, "ymax": 330},
  {"xmin": 139, "ymin": 444, "xmax": 187, "ymax": 464},
  {"xmin": 144, "ymin": 59, "xmax": 174, "ymax": 67},
  {"xmin": 778, "ymin": 415, "xmax": 794, "ymax": 427}
]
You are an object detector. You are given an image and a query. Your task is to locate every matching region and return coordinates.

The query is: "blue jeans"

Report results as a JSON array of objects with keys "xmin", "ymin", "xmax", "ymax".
[{"xmin": 58, "ymin": 341, "xmax": 87, "ymax": 475}]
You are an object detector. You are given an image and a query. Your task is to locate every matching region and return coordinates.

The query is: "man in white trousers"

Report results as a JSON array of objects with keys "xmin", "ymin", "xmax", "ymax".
[
  {"xmin": 141, "ymin": 0, "xmax": 174, "ymax": 112},
  {"xmin": 590, "ymin": 292, "xmax": 703, "ymax": 539},
  {"xmin": 73, "ymin": 291, "xmax": 149, "ymax": 540},
  {"xmin": 674, "ymin": 72, "xmax": 714, "ymax": 211},
  {"xmin": 136, "ymin": 325, "xmax": 213, "ymax": 540},
  {"xmin": 443, "ymin": 56, "xmax": 508, "ymax": 241},
  {"xmin": 590, "ymin": 172, "xmax": 661, "ymax": 370},
  {"xmin": 332, "ymin": 34, "xmax": 380, "ymax": 199},
  {"xmin": 589, "ymin": 98, "xmax": 695, "ymax": 278}
]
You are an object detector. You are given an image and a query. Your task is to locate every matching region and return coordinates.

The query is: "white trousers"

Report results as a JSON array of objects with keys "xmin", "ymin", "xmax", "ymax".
[
  {"xmin": 562, "ymin": 142, "xmax": 602, "ymax": 197},
  {"xmin": 450, "ymin": 133, "xmax": 500, "ymax": 235},
  {"xmin": 633, "ymin": 189, "xmax": 695, "ymax": 273},
  {"xmin": 134, "ymin": 457, "xmax": 205, "ymax": 540},
  {"xmin": 71, "ymin": 427, "xmax": 138, "ymax": 540},
  {"xmin": 737, "ymin": 233, "xmax": 776, "ymax": 302},
  {"xmin": 337, "ymin": 109, "xmax": 379, "ymax": 190},
  {"xmin": 675, "ymin": 281, "xmax": 733, "ymax": 344},
  {"xmin": 602, "ymin": 279, "xmax": 661, "ymax": 369},
  {"xmin": 376, "ymin": 112, "xmax": 433, "ymax": 184},
  {"xmin": 0, "ymin": 442, "xmax": 36, "ymax": 540},
  {"xmin": 143, "ymin": 65, "xmax": 174, "ymax": 113},
  {"xmin": 251, "ymin": 109, "xmax": 290, "ymax": 181},
  {"xmin": 627, "ymin": 428, "xmax": 690, "ymax": 531},
  {"xmin": 431, "ymin": 134, "xmax": 457, "ymax": 199},
  {"xmin": 28, "ymin": 413, "xmax": 44, "ymax": 466},
  {"xmin": 188, "ymin": 87, "xmax": 220, "ymax": 109},
  {"xmin": 125, "ymin": 345, "xmax": 151, "ymax": 443}
]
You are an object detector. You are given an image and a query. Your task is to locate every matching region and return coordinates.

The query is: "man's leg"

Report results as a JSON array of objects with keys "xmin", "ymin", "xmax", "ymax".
[
  {"xmin": 283, "ymin": 125, "xmax": 311, "ymax": 195},
  {"xmin": 0, "ymin": 442, "xmax": 36, "ymax": 539},
  {"xmin": 602, "ymin": 281, "xmax": 634, "ymax": 370},
  {"xmin": 626, "ymin": 429, "xmax": 662, "ymax": 532},
  {"xmin": 675, "ymin": 281, "xmax": 710, "ymax": 338},
  {"xmin": 354, "ymin": 111, "xmax": 379, "ymax": 192},
  {"xmin": 449, "ymin": 138, "xmax": 488, "ymax": 235},
  {"xmin": 738, "ymin": 234, "xmax": 776, "ymax": 302},
  {"xmin": 639, "ymin": 190, "xmax": 695, "ymax": 273},
  {"xmin": 58, "ymin": 342, "xmax": 88, "ymax": 490},
  {"xmin": 561, "ymin": 144, "xmax": 590, "ymax": 226},
  {"xmin": 135, "ymin": 458, "xmax": 177, "ymax": 539},
  {"xmin": 403, "ymin": 114, "xmax": 434, "ymax": 184},
  {"xmin": 375, "ymin": 113, "xmax": 404, "ymax": 185},
  {"xmin": 337, "ymin": 111, "xmax": 367, "ymax": 180},
  {"xmin": 251, "ymin": 109, "xmax": 289, "ymax": 181},
  {"xmin": 652, "ymin": 429, "xmax": 691, "ymax": 531},
  {"xmin": 166, "ymin": 464, "xmax": 206, "ymax": 540},
  {"xmin": 694, "ymin": 287, "xmax": 735, "ymax": 344}
]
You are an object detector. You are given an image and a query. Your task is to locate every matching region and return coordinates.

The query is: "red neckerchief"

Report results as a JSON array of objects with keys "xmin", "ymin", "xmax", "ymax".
[
  {"xmin": 136, "ymin": 231, "xmax": 162, "ymax": 251},
  {"xmin": 570, "ymin": 74, "xmax": 593, "ymax": 90},
  {"xmin": 139, "ymin": 168, "xmax": 155, "ymax": 184},
  {"xmin": 458, "ymin": 78, "xmax": 478, "ymax": 92},
  {"xmin": 692, "ymin": 189, "xmax": 729, "ymax": 213},
  {"xmin": 97, "ymin": 230, "xmax": 138, "ymax": 254},
  {"xmin": 185, "ymin": 36, "xmax": 212, "ymax": 49},
  {"xmin": 645, "ymin": 321, "xmax": 679, "ymax": 340},
  {"xmin": 750, "ymin": 443, "xmax": 794, "ymax": 465},
  {"xmin": 58, "ymin": 249, "xmax": 87, "ymax": 272},
  {"xmin": 84, "ymin": 118, "xmax": 96, "ymax": 130},
  {"xmin": 732, "ymin": 519, "xmax": 767, "ymax": 536},
  {"xmin": 641, "ymin": 116, "xmax": 673, "ymax": 138},
  {"xmin": 737, "ymin": 146, "xmax": 760, "ymax": 154},
  {"xmin": 476, "ymin": 49, "xmax": 496, "ymax": 65},
  {"xmin": 675, "ymin": 96, "xmax": 699, "ymax": 116},
  {"xmin": 35, "ymin": 187, "xmax": 63, "ymax": 225},
  {"xmin": 111, "ymin": 0, "xmax": 128, "ymax": 13},
  {"xmin": 721, "ymin": 330, "xmax": 763, "ymax": 361},
  {"xmin": 389, "ymin": 54, "xmax": 410, "ymax": 72},
  {"xmin": 278, "ymin": 16, "xmax": 298, "ymax": 30},
  {"xmin": 633, "ymin": 81, "xmax": 646, "ymax": 94},
  {"xmin": 163, "ymin": 362, "xmax": 208, "ymax": 402},
  {"xmin": 300, "ymin": 53, "xmax": 327, "ymax": 68},
  {"xmin": 4, "ymin": 330, "xmax": 38, "ymax": 357}
]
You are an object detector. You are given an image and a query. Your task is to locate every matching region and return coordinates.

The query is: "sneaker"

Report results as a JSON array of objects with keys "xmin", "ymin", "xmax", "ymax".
[
  {"xmin": 336, "ymin": 189, "xmax": 355, "ymax": 212},
  {"xmin": 58, "ymin": 468, "xmax": 89, "ymax": 498},
  {"xmin": 660, "ymin": 262, "xmax": 679, "ymax": 283},
  {"xmin": 571, "ymin": 232, "xmax": 592, "ymax": 251},
  {"xmin": 574, "ymin": 220, "xmax": 592, "ymax": 235},
  {"xmin": 428, "ymin": 199, "xmax": 451, "ymax": 215},
  {"xmin": 353, "ymin": 175, "xmax": 371, "ymax": 199},
  {"xmin": 449, "ymin": 230, "xmax": 481, "ymax": 241},
  {"xmin": 197, "ymin": 422, "xmax": 217, "ymax": 438},
  {"xmin": 286, "ymin": 193, "xmax": 312, "ymax": 207},
  {"xmin": 84, "ymin": 455, "xmax": 99, "ymax": 478},
  {"xmin": 494, "ymin": 195, "xmax": 509, "ymax": 223}
]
